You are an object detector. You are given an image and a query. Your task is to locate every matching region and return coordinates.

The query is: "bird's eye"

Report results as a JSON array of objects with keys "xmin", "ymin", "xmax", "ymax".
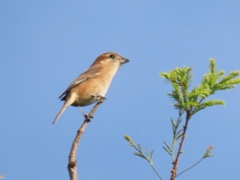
[{"xmin": 109, "ymin": 54, "xmax": 115, "ymax": 58}]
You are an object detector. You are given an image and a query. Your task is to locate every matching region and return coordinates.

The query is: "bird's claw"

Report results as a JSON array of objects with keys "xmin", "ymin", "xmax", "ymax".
[{"xmin": 84, "ymin": 114, "xmax": 93, "ymax": 122}]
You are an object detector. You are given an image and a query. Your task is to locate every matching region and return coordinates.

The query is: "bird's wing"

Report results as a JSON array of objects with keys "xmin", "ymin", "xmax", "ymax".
[{"xmin": 58, "ymin": 64, "xmax": 103, "ymax": 99}]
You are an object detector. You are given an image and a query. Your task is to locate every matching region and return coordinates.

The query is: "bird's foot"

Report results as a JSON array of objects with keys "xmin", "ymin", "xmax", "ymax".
[
  {"xmin": 78, "ymin": 106, "xmax": 93, "ymax": 121},
  {"xmin": 84, "ymin": 114, "xmax": 93, "ymax": 122}
]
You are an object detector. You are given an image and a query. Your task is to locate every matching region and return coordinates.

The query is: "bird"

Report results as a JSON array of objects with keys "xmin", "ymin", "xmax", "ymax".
[{"xmin": 52, "ymin": 52, "xmax": 129, "ymax": 125}]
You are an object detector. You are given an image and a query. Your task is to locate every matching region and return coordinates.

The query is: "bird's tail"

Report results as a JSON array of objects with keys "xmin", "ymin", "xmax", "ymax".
[{"xmin": 52, "ymin": 102, "xmax": 69, "ymax": 125}]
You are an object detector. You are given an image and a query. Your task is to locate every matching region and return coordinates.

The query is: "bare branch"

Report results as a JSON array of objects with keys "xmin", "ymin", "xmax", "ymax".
[{"xmin": 68, "ymin": 97, "xmax": 105, "ymax": 180}]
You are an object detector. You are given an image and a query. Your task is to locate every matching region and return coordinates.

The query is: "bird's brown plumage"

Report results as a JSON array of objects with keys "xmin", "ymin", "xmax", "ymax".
[{"xmin": 52, "ymin": 52, "xmax": 129, "ymax": 125}]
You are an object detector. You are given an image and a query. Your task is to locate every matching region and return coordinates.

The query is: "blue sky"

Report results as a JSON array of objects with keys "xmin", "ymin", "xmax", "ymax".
[{"xmin": 1, "ymin": 1, "xmax": 240, "ymax": 180}]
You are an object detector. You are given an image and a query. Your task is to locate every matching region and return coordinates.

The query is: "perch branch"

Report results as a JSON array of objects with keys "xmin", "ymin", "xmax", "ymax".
[{"xmin": 68, "ymin": 97, "xmax": 105, "ymax": 180}]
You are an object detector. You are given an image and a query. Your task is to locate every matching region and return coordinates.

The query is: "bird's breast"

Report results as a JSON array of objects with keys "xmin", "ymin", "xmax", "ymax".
[{"xmin": 71, "ymin": 67, "xmax": 118, "ymax": 107}]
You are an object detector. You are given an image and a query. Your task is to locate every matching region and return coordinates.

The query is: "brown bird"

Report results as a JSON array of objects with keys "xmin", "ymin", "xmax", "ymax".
[{"xmin": 52, "ymin": 52, "xmax": 129, "ymax": 125}]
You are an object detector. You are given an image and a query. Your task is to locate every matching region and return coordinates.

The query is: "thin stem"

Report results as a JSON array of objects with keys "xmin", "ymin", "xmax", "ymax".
[
  {"xmin": 170, "ymin": 111, "xmax": 191, "ymax": 180},
  {"xmin": 176, "ymin": 158, "xmax": 203, "ymax": 177},
  {"xmin": 171, "ymin": 110, "xmax": 184, "ymax": 162},
  {"xmin": 68, "ymin": 98, "xmax": 105, "ymax": 180},
  {"xmin": 132, "ymin": 146, "xmax": 163, "ymax": 180},
  {"xmin": 150, "ymin": 164, "xmax": 163, "ymax": 180}
]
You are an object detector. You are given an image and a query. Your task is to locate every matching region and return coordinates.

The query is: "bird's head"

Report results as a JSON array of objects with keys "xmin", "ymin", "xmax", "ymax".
[{"xmin": 91, "ymin": 52, "xmax": 130, "ymax": 68}]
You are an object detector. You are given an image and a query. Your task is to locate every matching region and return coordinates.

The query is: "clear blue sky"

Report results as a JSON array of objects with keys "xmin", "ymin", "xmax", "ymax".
[{"xmin": 1, "ymin": 1, "xmax": 240, "ymax": 180}]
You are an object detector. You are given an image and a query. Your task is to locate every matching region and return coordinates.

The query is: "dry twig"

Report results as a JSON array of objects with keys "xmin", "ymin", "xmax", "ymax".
[{"xmin": 68, "ymin": 97, "xmax": 105, "ymax": 180}]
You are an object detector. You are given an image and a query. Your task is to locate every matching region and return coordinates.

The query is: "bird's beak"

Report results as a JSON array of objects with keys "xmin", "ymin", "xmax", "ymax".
[{"xmin": 120, "ymin": 58, "xmax": 130, "ymax": 64}]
